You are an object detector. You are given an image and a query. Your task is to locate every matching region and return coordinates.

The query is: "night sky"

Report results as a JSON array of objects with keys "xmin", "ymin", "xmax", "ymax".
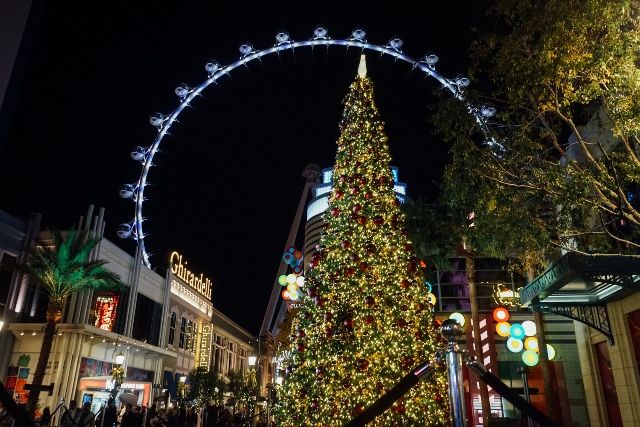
[{"xmin": 0, "ymin": 1, "xmax": 491, "ymax": 335}]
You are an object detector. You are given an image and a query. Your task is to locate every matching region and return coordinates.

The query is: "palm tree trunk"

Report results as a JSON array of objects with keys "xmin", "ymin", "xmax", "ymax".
[
  {"xmin": 466, "ymin": 251, "xmax": 491, "ymax": 424},
  {"xmin": 27, "ymin": 302, "xmax": 61, "ymax": 416}
]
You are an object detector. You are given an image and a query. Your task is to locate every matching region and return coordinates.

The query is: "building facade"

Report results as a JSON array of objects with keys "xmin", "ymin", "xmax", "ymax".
[{"xmin": 0, "ymin": 207, "xmax": 256, "ymax": 416}]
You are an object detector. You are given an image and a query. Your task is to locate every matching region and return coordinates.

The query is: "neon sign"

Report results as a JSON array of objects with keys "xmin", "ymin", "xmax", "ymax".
[
  {"xmin": 94, "ymin": 294, "xmax": 119, "ymax": 331},
  {"xmin": 493, "ymin": 284, "xmax": 521, "ymax": 308},
  {"xmin": 170, "ymin": 251, "xmax": 213, "ymax": 299},
  {"xmin": 198, "ymin": 323, "xmax": 213, "ymax": 369}
]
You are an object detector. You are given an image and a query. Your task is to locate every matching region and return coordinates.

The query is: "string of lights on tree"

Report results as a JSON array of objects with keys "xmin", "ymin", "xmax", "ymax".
[
  {"xmin": 116, "ymin": 27, "xmax": 499, "ymax": 269},
  {"xmin": 274, "ymin": 58, "xmax": 449, "ymax": 426}
]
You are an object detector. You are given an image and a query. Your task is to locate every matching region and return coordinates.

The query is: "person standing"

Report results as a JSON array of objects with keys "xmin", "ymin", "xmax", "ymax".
[
  {"xmin": 74, "ymin": 402, "xmax": 95, "ymax": 427},
  {"xmin": 60, "ymin": 401, "xmax": 78, "ymax": 427},
  {"xmin": 120, "ymin": 403, "xmax": 136, "ymax": 427},
  {"xmin": 36, "ymin": 407, "xmax": 51, "ymax": 426}
]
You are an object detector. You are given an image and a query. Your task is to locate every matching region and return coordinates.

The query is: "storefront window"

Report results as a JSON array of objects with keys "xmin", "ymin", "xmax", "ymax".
[
  {"xmin": 179, "ymin": 317, "xmax": 186, "ymax": 349},
  {"xmin": 186, "ymin": 320, "xmax": 193, "ymax": 352},
  {"xmin": 132, "ymin": 293, "xmax": 162, "ymax": 345},
  {"xmin": 168, "ymin": 312, "xmax": 176, "ymax": 345}
]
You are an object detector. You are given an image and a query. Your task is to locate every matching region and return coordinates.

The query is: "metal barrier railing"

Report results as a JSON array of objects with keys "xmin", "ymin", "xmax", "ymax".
[{"xmin": 341, "ymin": 319, "xmax": 560, "ymax": 427}]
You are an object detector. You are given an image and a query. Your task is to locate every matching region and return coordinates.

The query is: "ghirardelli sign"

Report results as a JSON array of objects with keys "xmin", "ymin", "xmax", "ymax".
[{"xmin": 170, "ymin": 251, "xmax": 213, "ymax": 300}]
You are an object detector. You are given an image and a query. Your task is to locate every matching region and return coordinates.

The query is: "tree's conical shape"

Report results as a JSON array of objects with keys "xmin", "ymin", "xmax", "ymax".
[{"xmin": 275, "ymin": 69, "xmax": 449, "ymax": 425}]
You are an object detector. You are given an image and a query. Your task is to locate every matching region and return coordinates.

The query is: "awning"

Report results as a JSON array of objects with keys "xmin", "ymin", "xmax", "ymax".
[{"xmin": 520, "ymin": 252, "xmax": 640, "ymax": 343}]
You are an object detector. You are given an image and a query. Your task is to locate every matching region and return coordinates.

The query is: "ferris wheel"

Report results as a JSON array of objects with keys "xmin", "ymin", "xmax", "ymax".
[{"xmin": 117, "ymin": 27, "xmax": 498, "ymax": 268}]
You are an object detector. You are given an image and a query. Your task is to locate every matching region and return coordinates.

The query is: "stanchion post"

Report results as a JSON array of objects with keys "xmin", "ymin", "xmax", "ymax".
[{"xmin": 440, "ymin": 319, "xmax": 467, "ymax": 427}]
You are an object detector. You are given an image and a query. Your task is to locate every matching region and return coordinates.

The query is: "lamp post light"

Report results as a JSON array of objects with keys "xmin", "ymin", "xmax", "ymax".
[{"xmin": 115, "ymin": 352, "xmax": 125, "ymax": 365}]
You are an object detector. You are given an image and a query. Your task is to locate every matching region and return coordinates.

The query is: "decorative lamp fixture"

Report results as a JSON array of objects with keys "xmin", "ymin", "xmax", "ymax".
[
  {"xmin": 546, "ymin": 344, "xmax": 557, "ymax": 360},
  {"xmin": 507, "ymin": 337, "xmax": 524, "ymax": 353},
  {"xmin": 524, "ymin": 337, "xmax": 539, "ymax": 352},
  {"xmin": 115, "ymin": 352, "xmax": 125, "ymax": 365},
  {"xmin": 522, "ymin": 320, "xmax": 537, "ymax": 337},
  {"xmin": 448, "ymin": 312, "xmax": 465, "ymax": 327},
  {"xmin": 492, "ymin": 307, "xmax": 509, "ymax": 323},
  {"xmin": 496, "ymin": 322, "xmax": 511, "ymax": 337},
  {"xmin": 509, "ymin": 323, "xmax": 526, "ymax": 340},
  {"xmin": 179, "ymin": 375, "xmax": 187, "ymax": 383},
  {"xmin": 248, "ymin": 355, "xmax": 257, "ymax": 367},
  {"xmin": 522, "ymin": 350, "xmax": 539, "ymax": 367}
]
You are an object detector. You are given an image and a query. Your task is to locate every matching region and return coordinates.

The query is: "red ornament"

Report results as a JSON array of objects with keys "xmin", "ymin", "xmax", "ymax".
[
  {"xmin": 402, "ymin": 356, "xmax": 414, "ymax": 369},
  {"xmin": 357, "ymin": 216, "xmax": 367, "ymax": 225},
  {"xmin": 366, "ymin": 243, "xmax": 377, "ymax": 254},
  {"xmin": 396, "ymin": 318, "xmax": 407, "ymax": 328},
  {"xmin": 330, "ymin": 207, "xmax": 340, "ymax": 217},
  {"xmin": 415, "ymin": 331, "xmax": 424, "ymax": 341},
  {"xmin": 345, "ymin": 267, "xmax": 355, "ymax": 277},
  {"xmin": 298, "ymin": 330, "xmax": 306, "ymax": 338},
  {"xmin": 400, "ymin": 279, "xmax": 411, "ymax": 289},
  {"xmin": 356, "ymin": 358, "xmax": 370, "ymax": 371},
  {"xmin": 314, "ymin": 297, "xmax": 324, "ymax": 307},
  {"xmin": 373, "ymin": 216, "xmax": 383, "ymax": 226},
  {"xmin": 341, "ymin": 240, "xmax": 352, "ymax": 249},
  {"xmin": 364, "ymin": 315, "xmax": 374, "ymax": 324},
  {"xmin": 309, "ymin": 259, "xmax": 319, "ymax": 269},
  {"xmin": 364, "ymin": 191, "xmax": 373, "ymax": 200},
  {"xmin": 335, "ymin": 191, "xmax": 344, "ymax": 200},
  {"xmin": 407, "ymin": 261, "xmax": 417, "ymax": 273},
  {"xmin": 435, "ymin": 394, "xmax": 443, "ymax": 403},
  {"xmin": 404, "ymin": 243, "xmax": 413, "ymax": 252},
  {"xmin": 297, "ymin": 343, "xmax": 305, "ymax": 352},
  {"xmin": 365, "ymin": 296, "xmax": 375, "ymax": 306},
  {"xmin": 339, "ymin": 175, "xmax": 347, "ymax": 184},
  {"xmin": 325, "ymin": 327, "xmax": 334, "ymax": 337},
  {"xmin": 308, "ymin": 288, "xmax": 318, "ymax": 298},
  {"xmin": 378, "ymin": 176, "xmax": 389, "ymax": 184},
  {"xmin": 350, "ymin": 253, "xmax": 360, "ymax": 262},
  {"xmin": 392, "ymin": 404, "xmax": 406, "ymax": 415},
  {"xmin": 358, "ymin": 177, "xmax": 366, "ymax": 186},
  {"xmin": 354, "ymin": 404, "xmax": 365, "ymax": 415},
  {"xmin": 359, "ymin": 261, "xmax": 369, "ymax": 271},
  {"xmin": 310, "ymin": 401, "xmax": 319, "ymax": 410},
  {"xmin": 324, "ymin": 312, "xmax": 333, "ymax": 322},
  {"xmin": 352, "ymin": 204, "xmax": 362, "ymax": 213},
  {"xmin": 351, "ymin": 186, "xmax": 360, "ymax": 195},
  {"xmin": 343, "ymin": 318, "xmax": 354, "ymax": 329},
  {"xmin": 316, "ymin": 367, "xmax": 324, "ymax": 377}
]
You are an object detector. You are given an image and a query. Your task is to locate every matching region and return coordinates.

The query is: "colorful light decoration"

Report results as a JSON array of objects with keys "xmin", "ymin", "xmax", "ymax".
[
  {"xmin": 493, "ymin": 307, "xmax": 510, "ymax": 322},
  {"xmin": 522, "ymin": 350, "xmax": 539, "ymax": 367},
  {"xmin": 522, "ymin": 320, "xmax": 537, "ymax": 337},
  {"xmin": 524, "ymin": 337, "xmax": 539, "ymax": 352},
  {"xmin": 507, "ymin": 337, "xmax": 524, "ymax": 353},
  {"xmin": 496, "ymin": 322, "xmax": 511, "ymax": 337},
  {"xmin": 510, "ymin": 323, "xmax": 526, "ymax": 340},
  {"xmin": 546, "ymin": 344, "xmax": 556, "ymax": 360},
  {"xmin": 426, "ymin": 293, "xmax": 437, "ymax": 306},
  {"xmin": 279, "ymin": 246, "xmax": 305, "ymax": 301},
  {"xmin": 424, "ymin": 281, "xmax": 432, "ymax": 293},
  {"xmin": 495, "ymin": 307, "xmax": 558, "ymax": 366},
  {"xmin": 449, "ymin": 312, "xmax": 465, "ymax": 327}
]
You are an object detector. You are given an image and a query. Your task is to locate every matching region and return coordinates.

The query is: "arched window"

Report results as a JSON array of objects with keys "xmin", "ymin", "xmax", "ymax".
[
  {"xmin": 179, "ymin": 317, "xmax": 186, "ymax": 349},
  {"xmin": 168, "ymin": 312, "xmax": 177, "ymax": 345}
]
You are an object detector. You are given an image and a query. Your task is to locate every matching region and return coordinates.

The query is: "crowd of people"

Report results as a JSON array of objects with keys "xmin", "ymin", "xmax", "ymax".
[{"xmin": 29, "ymin": 399, "xmax": 272, "ymax": 427}]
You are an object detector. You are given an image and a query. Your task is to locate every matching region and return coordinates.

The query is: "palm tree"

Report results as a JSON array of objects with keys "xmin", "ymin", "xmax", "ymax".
[{"xmin": 23, "ymin": 229, "xmax": 125, "ymax": 415}]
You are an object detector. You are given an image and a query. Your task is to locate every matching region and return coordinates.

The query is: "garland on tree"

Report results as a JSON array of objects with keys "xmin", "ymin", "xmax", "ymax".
[{"xmin": 274, "ymin": 57, "xmax": 449, "ymax": 426}]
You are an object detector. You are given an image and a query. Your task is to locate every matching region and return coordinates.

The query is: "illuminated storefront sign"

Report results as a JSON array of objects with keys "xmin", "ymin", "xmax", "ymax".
[
  {"xmin": 170, "ymin": 251, "xmax": 213, "ymax": 300},
  {"xmin": 198, "ymin": 323, "xmax": 213, "ymax": 369},
  {"xmin": 94, "ymin": 294, "xmax": 119, "ymax": 331},
  {"xmin": 493, "ymin": 285, "xmax": 521, "ymax": 308}
]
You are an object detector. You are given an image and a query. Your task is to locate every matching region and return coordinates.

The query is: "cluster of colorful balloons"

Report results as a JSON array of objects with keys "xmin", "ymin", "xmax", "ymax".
[
  {"xmin": 493, "ymin": 307, "xmax": 556, "ymax": 367},
  {"xmin": 278, "ymin": 246, "xmax": 305, "ymax": 301}
]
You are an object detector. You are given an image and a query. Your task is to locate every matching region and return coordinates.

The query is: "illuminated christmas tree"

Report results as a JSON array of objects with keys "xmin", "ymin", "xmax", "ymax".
[{"xmin": 275, "ymin": 57, "xmax": 449, "ymax": 426}]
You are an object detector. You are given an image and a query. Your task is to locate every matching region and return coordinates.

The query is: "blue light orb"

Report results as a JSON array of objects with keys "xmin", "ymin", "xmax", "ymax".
[
  {"xmin": 510, "ymin": 323, "xmax": 526, "ymax": 340},
  {"xmin": 130, "ymin": 146, "xmax": 147, "ymax": 161},
  {"xmin": 481, "ymin": 106, "xmax": 496, "ymax": 118},
  {"xmin": 455, "ymin": 76, "xmax": 471, "ymax": 87},
  {"xmin": 117, "ymin": 223, "xmax": 133, "ymax": 239},
  {"xmin": 119, "ymin": 184, "xmax": 136, "ymax": 199},
  {"xmin": 239, "ymin": 43, "xmax": 254, "ymax": 56}
]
